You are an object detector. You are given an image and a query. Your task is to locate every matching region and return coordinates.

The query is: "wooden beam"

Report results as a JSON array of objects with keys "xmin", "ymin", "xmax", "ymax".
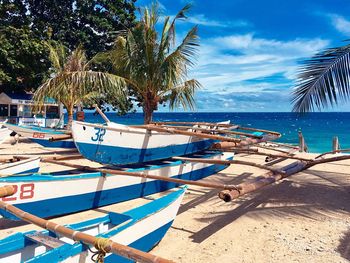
[
  {"xmin": 49, "ymin": 134, "xmax": 73, "ymax": 141},
  {"xmin": 134, "ymin": 125, "xmax": 242, "ymax": 143},
  {"xmin": 172, "ymin": 156, "xmax": 286, "ymax": 175},
  {"xmin": 218, "ymin": 161, "xmax": 307, "ymax": 202},
  {"xmin": 0, "ymin": 185, "xmax": 15, "ymax": 198},
  {"xmin": 157, "ymin": 125, "xmax": 263, "ymax": 139},
  {"xmin": 218, "ymin": 153, "xmax": 350, "ymax": 202},
  {"xmin": 41, "ymin": 159, "xmax": 239, "ymax": 190},
  {"xmin": 151, "ymin": 121, "xmax": 235, "ymax": 128}
]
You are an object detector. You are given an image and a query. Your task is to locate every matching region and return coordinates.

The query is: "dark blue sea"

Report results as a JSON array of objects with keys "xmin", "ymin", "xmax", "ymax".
[{"xmin": 80, "ymin": 112, "xmax": 350, "ymax": 153}]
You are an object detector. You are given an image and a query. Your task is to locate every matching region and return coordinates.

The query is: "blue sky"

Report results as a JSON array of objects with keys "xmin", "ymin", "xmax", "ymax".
[{"xmin": 136, "ymin": 0, "xmax": 350, "ymax": 112}]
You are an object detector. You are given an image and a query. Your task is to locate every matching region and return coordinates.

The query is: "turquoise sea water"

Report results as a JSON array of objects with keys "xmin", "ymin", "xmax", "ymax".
[{"xmin": 80, "ymin": 112, "xmax": 350, "ymax": 153}]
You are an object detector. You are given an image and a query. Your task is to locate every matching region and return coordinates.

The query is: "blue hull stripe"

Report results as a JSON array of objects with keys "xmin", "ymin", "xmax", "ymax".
[
  {"xmin": 76, "ymin": 139, "xmax": 215, "ymax": 165},
  {"xmin": 0, "ymin": 164, "xmax": 226, "ymax": 220},
  {"xmin": 105, "ymin": 221, "xmax": 174, "ymax": 263},
  {"xmin": 31, "ymin": 138, "xmax": 76, "ymax": 149},
  {"xmin": 15, "ymin": 167, "xmax": 39, "ymax": 175}
]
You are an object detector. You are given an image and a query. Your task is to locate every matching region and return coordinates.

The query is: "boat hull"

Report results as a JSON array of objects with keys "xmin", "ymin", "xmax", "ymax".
[
  {"xmin": 0, "ymin": 158, "xmax": 40, "ymax": 176},
  {"xmin": 0, "ymin": 152, "xmax": 233, "ymax": 220},
  {"xmin": 0, "ymin": 188, "xmax": 186, "ymax": 263},
  {"xmin": 72, "ymin": 121, "xmax": 216, "ymax": 165},
  {"xmin": 3, "ymin": 123, "xmax": 75, "ymax": 148}
]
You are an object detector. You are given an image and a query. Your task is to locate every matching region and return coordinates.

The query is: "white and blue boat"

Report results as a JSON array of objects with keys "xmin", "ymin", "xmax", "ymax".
[
  {"xmin": 3, "ymin": 123, "xmax": 75, "ymax": 149},
  {"xmin": 72, "ymin": 121, "xmax": 217, "ymax": 165},
  {"xmin": 0, "ymin": 158, "xmax": 40, "ymax": 176},
  {"xmin": 0, "ymin": 151, "xmax": 233, "ymax": 220},
  {"xmin": 0, "ymin": 187, "xmax": 186, "ymax": 263}
]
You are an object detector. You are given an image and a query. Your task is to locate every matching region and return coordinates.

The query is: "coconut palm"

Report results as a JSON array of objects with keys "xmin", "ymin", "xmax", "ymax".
[
  {"xmin": 34, "ymin": 42, "xmax": 127, "ymax": 129},
  {"xmin": 99, "ymin": 3, "xmax": 201, "ymax": 124},
  {"xmin": 292, "ymin": 44, "xmax": 350, "ymax": 112}
]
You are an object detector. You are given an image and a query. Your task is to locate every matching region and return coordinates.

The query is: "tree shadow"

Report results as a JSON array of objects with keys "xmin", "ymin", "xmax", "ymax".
[
  {"xmin": 186, "ymin": 167, "xmax": 350, "ymax": 246},
  {"xmin": 337, "ymin": 228, "xmax": 350, "ymax": 261}
]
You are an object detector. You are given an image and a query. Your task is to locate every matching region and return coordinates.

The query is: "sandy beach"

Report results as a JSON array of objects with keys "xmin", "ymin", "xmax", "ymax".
[{"xmin": 0, "ymin": 137, "xmax": 349, "ymax": 263}]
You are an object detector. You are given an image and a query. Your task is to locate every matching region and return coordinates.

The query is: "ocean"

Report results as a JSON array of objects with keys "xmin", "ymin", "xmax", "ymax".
[{"xmin": 81, "ymin": 112, "xmax": 350, "ymax": 153}]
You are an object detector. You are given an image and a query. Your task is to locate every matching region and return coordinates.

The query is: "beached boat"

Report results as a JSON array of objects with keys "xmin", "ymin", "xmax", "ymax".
[
  {"xmin": 0, "ymin": 187, "xmax": 186, "ymax": 263},
  {"xmin": 0, "ymin": 127, "xmax": 11, "ymax": 144},
  {"xmin": 0, "ymin": 158, "xmax": 40, "ymax": 176},
  {"xmin": 3, "ymin": 123, "xmax": 75, "ymax": 148},
  {"xmin": 72, "ymin": 120, "xmax": 221, "ymax": 165},
  {"xmin": 0, "ymin": 151, "xmax": 233, "ymax": 219}
]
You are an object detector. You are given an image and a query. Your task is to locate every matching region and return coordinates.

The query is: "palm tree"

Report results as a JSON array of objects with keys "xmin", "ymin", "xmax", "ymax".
[
  {"xmin": 292, "ymin": 44, "xmax": 350, "ymax": 112},
  {"xmin": 34, "ymin": 42, "xmax": 127, "ymax": 129},
  {"xmin": 99, "ymin": 3, "xmax": 201, "ymax": 124}
]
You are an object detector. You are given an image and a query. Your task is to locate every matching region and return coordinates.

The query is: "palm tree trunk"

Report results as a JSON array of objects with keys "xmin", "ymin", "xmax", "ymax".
[
  {"xmin": 66, "ymin": 106, "xmax": 74, "ymax": 130},
  {"xmin": 143, "ymin": 107, "xmax": 153, "ymax": 124}
]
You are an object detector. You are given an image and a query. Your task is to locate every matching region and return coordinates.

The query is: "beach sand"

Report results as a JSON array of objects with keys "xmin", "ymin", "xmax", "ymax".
[{"xmin": 0, "ymin": 137, "xmax": 349, "ymax": 263}]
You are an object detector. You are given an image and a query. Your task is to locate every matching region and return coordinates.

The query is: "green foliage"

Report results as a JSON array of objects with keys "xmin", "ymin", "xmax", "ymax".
[
  {"xmin": 0, "ymin": 0, "xmax": 136, "ymax": 93},
  {"xmin": 27, "ymin": 0, "xmax": 137, "ymax": 57},
  {"xmin": 292, "ymin": 44, "xmax": 350, "ymax": 112},
  {"xmin": 34, "ymin": 43, "xmax": 129, "ymax": 128},
  {"xmin": 0, "ymin": 26, "xmax": 49, "ymax": 92},
  {"xmin": 99, "ymin": 3, "xmax": 201, "ymax": 123}
]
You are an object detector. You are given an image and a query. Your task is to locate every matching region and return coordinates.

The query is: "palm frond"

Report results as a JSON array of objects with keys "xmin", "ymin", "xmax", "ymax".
[
  {"xmin": 168, "ymin": 3, "xmax": 192, "ymax": 47},
  {"xmin": 45, "ymin": 42, "xmax": 69, "ymax": 72},
  {"xmin": 292, "ymin": 44, "xmax": 350, "ymax": 112},
  {"xmin": 168, "ymin": 79, "xmax": 201, "ymax": 110}
]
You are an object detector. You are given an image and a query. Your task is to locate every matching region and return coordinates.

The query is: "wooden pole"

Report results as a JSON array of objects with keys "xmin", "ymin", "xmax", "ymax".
[
  {"xmin": 222, "ymin": 150, "xmax": 312, "ymax": 162},
  {"xmin": 315, "ymin": 148, "xmax": 350, "ymax": 159},
  {"xmin": 236, "ymin": 126, "xmax": 281, "ymax": 136},
  {"xmin": 41, "ymin": 159, "xmax": 238, "ymax": 190},
  {"xmin": 94, "ymin": 104, "xmax": 110, "ymax": 123},
  {"xmin": 332, "ymin": 136, "xmax": 339, "ymax": 152},
  {"xmin": 218, "ymin": 161, "xmax": 307, "ymax": 202},
  {"xmin": 218, "ymin": 153, "xmax": 350, "ymax": 202},
  {"xmin": 171, "ymin": 156, "xmax": 286, "ymax": 175},
  {"xmin": 49, "ymin": 134, "xmax": 73, "ymax": 141},
  {"xmin": 133, "ymin": 125, "xmax": 242, "ymax": 143},
  {"xmin": 298, "ymin": 131, "xmax": 305, "ymax": 153},
  {"xmin": 0, "ymin": 195, "xmax": 173, "ymax": 263},
  {"xmin": 265, "ymin": 141, "xmax": 299, "ymax": 149},
  {"xmin": 151, "ymin": 121, "xmax": 235, "ymax": 128},
  {"xmin": 0, "ymin": 185, "xmax": 15, "ymax": 198},
  {"xmin": 156, "ymin": 125, "xmax": 263, "ymax": 139}
]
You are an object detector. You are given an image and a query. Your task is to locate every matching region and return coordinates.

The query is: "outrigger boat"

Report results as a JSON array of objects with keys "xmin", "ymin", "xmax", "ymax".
[
  {"xmin": 72, "ymin": 120, "xmax": 280, "ymax": 166},
  {"xmin": 0, "ymin": 187, "xmax": 186, "ymax": 263},
  {"xmin": 0, "ymin": 151, "xmax": 233, "ymax": 220},
  {"xmin": 0, "ymin": 158, "xmax": 40, "ymax": 176},
  {"xmin": 3, "ymin": 123, "xmax": 75, "ymax": 149}
]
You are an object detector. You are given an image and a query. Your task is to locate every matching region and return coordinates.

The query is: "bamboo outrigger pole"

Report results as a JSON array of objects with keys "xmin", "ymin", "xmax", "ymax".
[
  {"xmin": 218, "ymin": 161, "xmax": 307, "ymax": 202},
  {"xmin": 0, "ymin": 185, "xmax": 15, "ymax": 198},
  {"xmin": 41, "ymin": 159, "xmax": 238, "ymax": 190},
  {"xmin": 171, "ymin": 156, "xmax": 286, "ymax": 175},
  {"xmin": 0, "ymin": 190, "xmax": 173, "ymax": 263},
  {"xmin": 155, "ymin": 125, "xmax": 264, "ymax": 139},
  {"xmin": 151, "ymin": 121, "xmax": 235, "ymax": 128},
  {"xmin": 218, "ymin": 153, "xmax": 350, "ymax": 202},
  {"xmin": 134, "ymin": 125, "xmax": 242, "ymax": 143}
]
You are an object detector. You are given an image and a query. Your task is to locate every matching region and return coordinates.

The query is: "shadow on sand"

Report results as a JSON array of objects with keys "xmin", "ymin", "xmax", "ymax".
[{"xmin": 175, "ymin": 167, "xmax": 350, "ymax": 262}]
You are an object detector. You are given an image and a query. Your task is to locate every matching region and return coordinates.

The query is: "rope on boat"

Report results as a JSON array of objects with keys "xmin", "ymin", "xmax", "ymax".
[{"xmin": 90, "ymin": 237, "xmax": 111, "ymax": 263}]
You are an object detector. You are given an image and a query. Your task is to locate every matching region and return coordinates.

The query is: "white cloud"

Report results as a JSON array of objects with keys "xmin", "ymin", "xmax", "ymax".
[
  {"xmin": 190, "ymin": 33, "xmax": 329, "ymax": 93},
  {"xmin": 188, "ymin": 14, "xmax": 248, "ymax": 28},
  {"xmin": 183, "ymin": 33, "xmax": 330, "ymax": 111},
  {"xmin": 329, "ymin": 14, "xmax": 350, "ymax": 36}
]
